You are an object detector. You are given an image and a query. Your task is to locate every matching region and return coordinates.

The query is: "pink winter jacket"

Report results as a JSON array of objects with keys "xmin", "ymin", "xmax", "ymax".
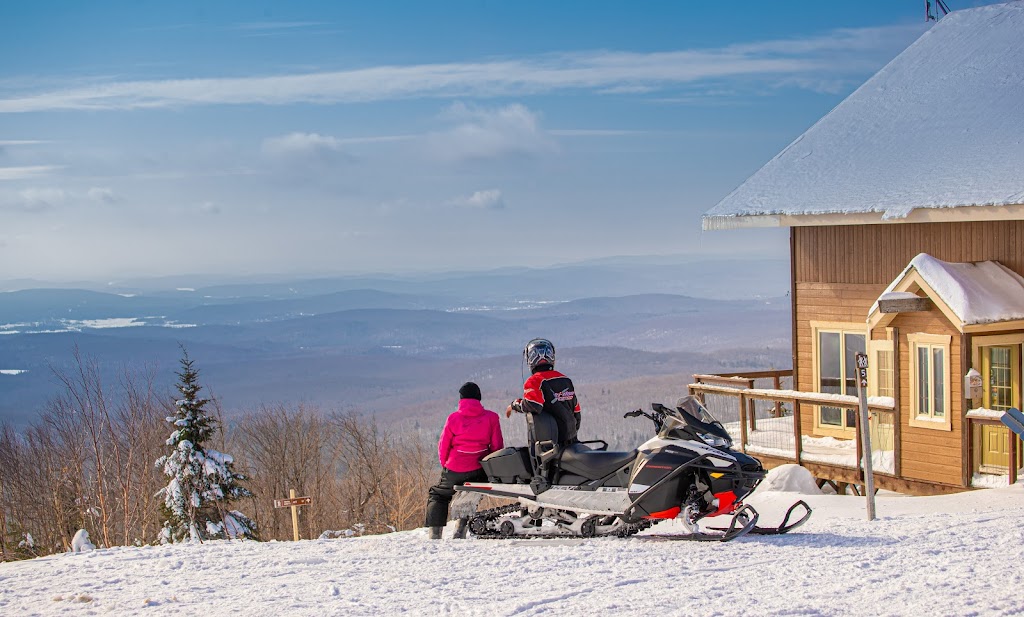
[{"xmin": 438, "ymin": 399, "xmax": 504, "ymax": 472}]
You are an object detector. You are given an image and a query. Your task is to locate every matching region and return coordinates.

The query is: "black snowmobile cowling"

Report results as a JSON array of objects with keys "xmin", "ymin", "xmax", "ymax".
[{"xmin": 453, "ymin": 395, "xmax": 811, "ymax": 541}]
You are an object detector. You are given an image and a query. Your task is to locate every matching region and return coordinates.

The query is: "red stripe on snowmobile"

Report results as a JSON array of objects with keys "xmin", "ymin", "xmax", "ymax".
[
  {"xmin": 644, "ymin": 506, "xmax": 681, "ymax": 519},
  {"xmin": 708, "ymin": 491, "xmax": 737, "ymax": 517}
]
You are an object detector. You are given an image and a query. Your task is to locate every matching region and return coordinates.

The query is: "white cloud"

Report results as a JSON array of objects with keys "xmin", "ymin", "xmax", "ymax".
[
  {"xmin": 262, "ymin": 132, "xmax": 345, "ymax": 158},
  {"xmin": 0, "ymin": 165, "xmax": 62, "ymax": 180},
  {"xmin": 425, "ymin": 103, "xmax": 556, "ymax": 163},
  {"xmin": 87, "ymin": 187, "xmax": 117, "ymax": 204},
  {"xmin": 1, "ymin": 187, "xmax": 65, "ymax": 212},
  {"xmin": 0, "ymin": 24, "xmax": 926, "ymax": 113},
  {"xmin": 261, "ymin": 132, "xmax": 354, "ymax": 178},
  {"xmin": 450, "ymin": 189, "xmax": 506, "ymax": 210}
]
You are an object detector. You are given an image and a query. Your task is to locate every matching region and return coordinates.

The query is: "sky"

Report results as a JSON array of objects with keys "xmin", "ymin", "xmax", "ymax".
[
  {"xmin": 2, "ymin": 466, "xmax": 1022, "ymax": 615},
  {"xmin": 0, "ymin": 1, "xmax": 1003, "ymax": 282}
]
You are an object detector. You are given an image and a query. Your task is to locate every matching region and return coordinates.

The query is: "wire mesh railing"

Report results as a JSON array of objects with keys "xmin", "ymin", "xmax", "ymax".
[{"xmin": 689, "ymin": 371, "xmax": 897, "ymax": 476}]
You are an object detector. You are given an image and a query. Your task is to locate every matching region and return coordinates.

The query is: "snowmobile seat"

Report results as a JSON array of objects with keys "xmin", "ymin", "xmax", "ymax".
[{"xmin": 559, "ymin": 443, "xmax": 638, "ymax": 480}]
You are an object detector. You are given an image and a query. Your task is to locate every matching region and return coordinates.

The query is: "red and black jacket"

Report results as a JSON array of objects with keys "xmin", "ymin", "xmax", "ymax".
[{"xmin": 522, "ymin": 368, "xmax": 581, "ymax": 445}]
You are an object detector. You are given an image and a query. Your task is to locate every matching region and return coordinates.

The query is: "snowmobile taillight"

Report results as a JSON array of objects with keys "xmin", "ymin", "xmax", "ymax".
[{"xmin": 708, "ymin": 491, "xmax": 738, "ymax": 517}]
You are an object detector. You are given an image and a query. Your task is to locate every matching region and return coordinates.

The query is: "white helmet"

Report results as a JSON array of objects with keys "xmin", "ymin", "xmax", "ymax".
[{"xmin": 524, "ymin": 338, "xmax": 556, "ymax": 371}]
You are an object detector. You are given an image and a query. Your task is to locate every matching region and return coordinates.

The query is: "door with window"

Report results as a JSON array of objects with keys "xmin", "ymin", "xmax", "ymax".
[
  {"xmin": 979, "ymin": 345, "xmax": 1020, "ymax": 472},
  {"xmin": 816, "ymin": 327, "xmax": 866, "ymax": 435}
]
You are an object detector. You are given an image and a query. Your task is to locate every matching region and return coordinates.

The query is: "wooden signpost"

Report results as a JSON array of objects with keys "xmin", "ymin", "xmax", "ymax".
[
  {"xmin": 274, "ymin": 489, "xmax": 312, "ymax": 541},
  {"xmin": 855, "ymin": 352, "xmax": 876, "ymax": 521}
]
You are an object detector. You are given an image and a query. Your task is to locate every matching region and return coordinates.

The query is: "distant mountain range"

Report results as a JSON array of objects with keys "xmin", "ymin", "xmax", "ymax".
[{"xmin": 0, "ymin": 256, "xmax": 791, "ymax": 427}]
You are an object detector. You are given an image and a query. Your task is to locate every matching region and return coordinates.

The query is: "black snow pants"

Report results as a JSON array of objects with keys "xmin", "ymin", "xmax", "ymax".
[{"xmin": 425, "ymin": 467, "xmax": 487, "ymax": 527}]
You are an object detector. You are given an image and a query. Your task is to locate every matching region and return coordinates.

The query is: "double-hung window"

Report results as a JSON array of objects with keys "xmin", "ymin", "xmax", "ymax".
[{"xmin": 812, "ymin": 322, "xmax": 865, "ymax": 435}]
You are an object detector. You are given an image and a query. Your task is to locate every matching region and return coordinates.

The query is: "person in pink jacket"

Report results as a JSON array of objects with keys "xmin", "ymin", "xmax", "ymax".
[{"xmin": 425, "ymin": 382, "xmax": 504, "ymax": 539}]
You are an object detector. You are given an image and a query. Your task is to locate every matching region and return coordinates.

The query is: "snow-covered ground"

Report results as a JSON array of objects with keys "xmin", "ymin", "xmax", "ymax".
[{"xmin": 2, "ymin": 466, "xmax": 1023, "ymax": 616}]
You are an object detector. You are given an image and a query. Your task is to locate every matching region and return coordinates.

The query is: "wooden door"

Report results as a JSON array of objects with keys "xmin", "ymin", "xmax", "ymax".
[{"xmin": 979, "ymin": 345, "xmax": 1019, "ymax": 472}]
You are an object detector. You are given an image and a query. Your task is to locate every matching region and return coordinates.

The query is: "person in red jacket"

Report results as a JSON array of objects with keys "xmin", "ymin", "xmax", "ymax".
[
  {"xmin": 505, "ymin": 338, "xmax": 581, "ymax": 444},
  {"xmin": 425, "ymin": 381, "xmax": 504, "ymax": 540},
  {"xmin": 506, "ymin": 338, "xmax": 581, "ymax": 492}
]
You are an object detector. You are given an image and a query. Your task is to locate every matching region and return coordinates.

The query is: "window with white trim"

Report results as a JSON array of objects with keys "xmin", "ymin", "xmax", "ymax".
[
  {"xmin": 868, "ymin": 339, "xmax": 894, "ymax": 399},
  {"xmin": 812, "ymin": 323, "xmax": 865, "ymax": 433},
  {"xmin": 908, "ymin": 333, "xmax": 952, "ymax": 430}
]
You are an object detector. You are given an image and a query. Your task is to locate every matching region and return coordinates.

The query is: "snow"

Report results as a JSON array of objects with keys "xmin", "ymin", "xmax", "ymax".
[
  {"xmin": 726, "ymin": 386, "xmax": 894, "ymax": 409},
  {"xmin": 878, "ymin": 291, "xmax": 920, "ymax": 301},
  {"xmin": 3, "ymin": 470, "xmax": 1023, "ymax": 616},
  {"xmin": 870, "ymin": 253, "xmax": 1024, "ymax": 325},
  {"xmin": 70, "ymin": 529, "xmax": 95, "ymax": 553},
  {"xmin": 966, "ymin": 407, "xmax": 1008, "ymax": 420},
  {"xmin": 755, "ymin": 464, "xmax": 822, "ymax": 495},
  {"xmin": 704, "ymin": 3, "xmax": 1024, "ymax": 230}
]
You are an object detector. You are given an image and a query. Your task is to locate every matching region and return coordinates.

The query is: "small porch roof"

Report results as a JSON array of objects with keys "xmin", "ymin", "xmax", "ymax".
[{"xmin": 868, "ymin": 253, "xmax": 1024, "ymax": 332}]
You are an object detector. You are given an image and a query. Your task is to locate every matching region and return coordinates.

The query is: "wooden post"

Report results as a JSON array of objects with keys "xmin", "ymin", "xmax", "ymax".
[
  {"xmin": 893, "ymin": 327, "xmax": 902, "ymax": 479},
  {"xmin": 747, "ymin": 379, "xmax": 757, "ymax": 432},
  {"xmin": 691, "ymin": 376, "xmax": 705, "ymax": 405},
  {"xmin": 793, "ymin": 399, "xmax": 803, "ymax": 464},
  {"xmin": 289, "ymin": 489, "xmax": 300, "ymax": 542},
  {"xmin": 1009, "ymin": 431, "xmax": 1018, "ymax": 486},
  {"xmin": 772, "ymin": 374, "xmax": 782, "ymax": 416},
  {"xmin": 856, "ymin": 352, "xmax": 876, "ymax": 521},
  {"xmin": 274, "ymin": 491, "xmax": 312, "ymax": 541},
  {"xmin": 738, "ymin": 393, "xmax": 748, "ymax": 453}
]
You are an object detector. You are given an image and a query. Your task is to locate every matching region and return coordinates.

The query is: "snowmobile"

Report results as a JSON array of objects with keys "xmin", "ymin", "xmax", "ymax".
[{"xmin": 453, "ymin": 396, "xmax": 811, "ymax": 542}]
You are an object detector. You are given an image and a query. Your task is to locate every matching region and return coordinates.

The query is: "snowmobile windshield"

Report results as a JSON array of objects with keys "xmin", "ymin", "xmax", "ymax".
[{"xmin": 665, "ymin": 396, "xmax": 733, "ymax": 448}]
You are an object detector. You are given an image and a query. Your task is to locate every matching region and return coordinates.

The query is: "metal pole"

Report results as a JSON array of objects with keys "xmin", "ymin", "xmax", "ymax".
[{"xmin": 855, "ymin": 352, "xmax": 876, "ymax": 521}]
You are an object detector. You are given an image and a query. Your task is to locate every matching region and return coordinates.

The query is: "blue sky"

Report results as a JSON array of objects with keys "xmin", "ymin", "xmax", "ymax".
[{"xmin": 0, "ymin": 1, "xmax": 995, "ymax": 281}]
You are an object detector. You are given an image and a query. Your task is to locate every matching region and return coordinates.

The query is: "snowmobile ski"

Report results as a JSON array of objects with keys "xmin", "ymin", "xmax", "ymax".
[
  {"xmin": 633, "ymin": 503, "xmax": 759, "ymax": 542},
  {"xmin": 706, "ymin": 500, "xmax": 811, "ymax": 536}
]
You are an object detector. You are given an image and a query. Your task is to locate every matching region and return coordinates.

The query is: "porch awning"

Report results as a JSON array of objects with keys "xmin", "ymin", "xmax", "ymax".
[{"xmin": 868, "ymin": 253, "xmax": 1024, "ymax": 332}]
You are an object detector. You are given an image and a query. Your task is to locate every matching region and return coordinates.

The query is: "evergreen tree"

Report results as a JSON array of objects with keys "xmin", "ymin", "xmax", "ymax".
[{"xmin": 155, "ymin": 349, "xmax": 256, "ymax": 542}]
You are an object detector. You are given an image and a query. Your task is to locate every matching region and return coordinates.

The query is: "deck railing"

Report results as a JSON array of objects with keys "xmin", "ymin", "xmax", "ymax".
[{"xmin": 689, "ymin": 371, "xmax": 898, "ymax": 477}]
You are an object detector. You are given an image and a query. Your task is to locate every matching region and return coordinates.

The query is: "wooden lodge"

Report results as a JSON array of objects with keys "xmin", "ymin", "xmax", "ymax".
[{"xmin": 695, "ymin": 4, "xmax": 1024, "ymax": 495}]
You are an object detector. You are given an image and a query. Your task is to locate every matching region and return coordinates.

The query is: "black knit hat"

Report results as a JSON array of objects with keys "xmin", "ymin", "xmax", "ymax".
[{"xmin": 459, "ymin": 381, "xmax": 482, "ymax": 400}]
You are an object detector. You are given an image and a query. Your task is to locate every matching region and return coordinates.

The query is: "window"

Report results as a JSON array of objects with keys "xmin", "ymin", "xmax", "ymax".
[
  {"xmin": 869, "ymin": 339, "xmax": 895, "ymax": 399},
  {"xmin": 812, "ymin": 323, "xmax": 865, "ymax": 434},
  {"xmin": 982, "ymin": 346, "xmax": 1016, "ymax": 412},
  {"xmin": 908, "ymin": 333, "xmax": 951, "ymax": 431}
]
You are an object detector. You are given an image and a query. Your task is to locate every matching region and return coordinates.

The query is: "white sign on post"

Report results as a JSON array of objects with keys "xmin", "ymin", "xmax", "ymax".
[{"xmin": 855, "ymin": 352, "xmax": 876, "ymax": 521}]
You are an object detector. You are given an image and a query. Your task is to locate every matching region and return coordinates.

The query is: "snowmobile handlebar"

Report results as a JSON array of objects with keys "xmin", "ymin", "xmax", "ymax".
[{"xmin": 623, "ymin": 408, "xmax": 666, "ymax": 432}]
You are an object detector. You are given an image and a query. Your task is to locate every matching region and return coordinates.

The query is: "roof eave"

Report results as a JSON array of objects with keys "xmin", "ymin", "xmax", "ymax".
[{"xmin": 702, "ymin": 203, "xmax": 1024, "ymax": 231}]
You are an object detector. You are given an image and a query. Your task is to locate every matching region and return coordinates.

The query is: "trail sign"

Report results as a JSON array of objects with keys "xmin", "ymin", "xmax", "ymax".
[
  {"xmin": 274, "ymin": 496, "xmax": 312, "ymax": 508},
  {"xmin": 274, "ymin": 489, "xmax": 312, "ymax": 541}
]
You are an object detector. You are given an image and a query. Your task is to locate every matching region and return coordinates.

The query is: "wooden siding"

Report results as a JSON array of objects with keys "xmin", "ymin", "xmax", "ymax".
[
  {"xmin": 790, "ymin": 221, "xmax": 1004, "ymax": 488},
  {"xmin": 795, "ymin": 282, "xmax": 883, "ymax": 395},
  {"xmin": 793, "ymin": 221, "xmax": 1024, "ymax": 285},
  {"xmin": 795, "ymin": 282, "xmax": 885, "ymax": 442},
  {"xmin": 893, "ymin": 307, "xmax": 962, "ymax": 485}
]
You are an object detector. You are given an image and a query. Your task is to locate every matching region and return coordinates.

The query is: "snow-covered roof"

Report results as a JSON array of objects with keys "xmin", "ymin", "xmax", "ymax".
[
  {"xmin": 870, "ymin": 253, "xmax": 1024, "ymax": 327},
  {"xmin": 704, "ymin": 3, "xmax": 1024, "ymax": 231}
]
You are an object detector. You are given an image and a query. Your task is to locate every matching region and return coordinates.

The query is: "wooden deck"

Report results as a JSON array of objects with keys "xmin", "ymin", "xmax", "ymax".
[{"xmin": 687, "ymin": 370, "xmax": 977, "ymax": 496}]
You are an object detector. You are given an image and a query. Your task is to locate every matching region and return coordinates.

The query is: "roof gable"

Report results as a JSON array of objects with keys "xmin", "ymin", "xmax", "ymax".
[
  {"xmin": 705, "ymin": 3, "xmax": 1024, "ymax": 231},
  {"xmin": 868, "ymin": 253, "xmax": 1024, "ymax": 332}
]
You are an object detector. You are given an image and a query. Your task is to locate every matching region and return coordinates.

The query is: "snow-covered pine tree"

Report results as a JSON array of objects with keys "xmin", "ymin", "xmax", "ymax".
[{"xmin": 155, "ymin": 349, "xmax": 256, "ymax": 543}]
